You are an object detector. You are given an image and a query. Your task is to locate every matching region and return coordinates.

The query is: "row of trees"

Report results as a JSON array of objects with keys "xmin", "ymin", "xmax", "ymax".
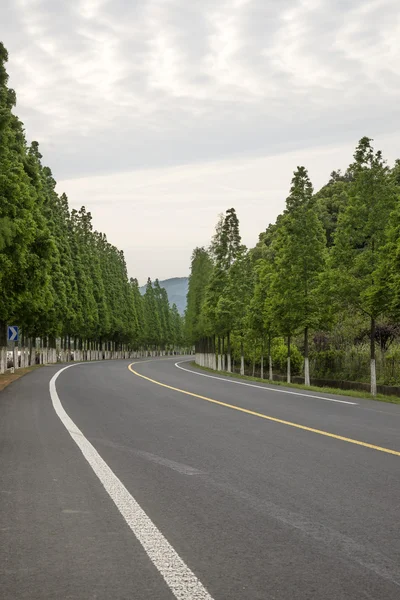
[
  {"xmin": 185, "ymin": 138, "xmax": 400, "ymax": 395},
  {"xmin": 0, "ymin": 42, "xmax": 184, "ymax": 354}
]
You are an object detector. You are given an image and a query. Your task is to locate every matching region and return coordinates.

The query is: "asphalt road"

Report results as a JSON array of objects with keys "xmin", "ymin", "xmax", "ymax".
[{"xmin": 1, "ymin": 357, "xmax": 399, "ymax": 599}]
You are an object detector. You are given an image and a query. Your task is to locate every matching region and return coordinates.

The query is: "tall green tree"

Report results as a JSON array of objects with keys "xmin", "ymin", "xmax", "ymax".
[
  {"xmin": 216, "ymin": 250, "xmax": 252, "ymax": 374},
  {"xmin": 0, "ymin": 43, "xmax": 52, "ymax": 345},
  {"xmin": 170, "ymin": 303, "xmax": 183, "ymax": 352},
  {"xmin": 270, "ymin": 167, "xmax": 327, "ymax": 383},
  {"xmin": 203, "ymin": 208, "xmax": 244, "ymax": 371},
  {"xmin": 247, "ymin": 258, "xmax": 275, "ymax": 379},
  {"xmin": 330, "ymin": 137, "xmax": 398, "ymax": 394},
  {"xmin": 143, "ymin": 278, "xmax": 161, "ymax": 349},
  {"xmin": 185, "ymin": 247, "xmax": 213, "ymax": 345}
]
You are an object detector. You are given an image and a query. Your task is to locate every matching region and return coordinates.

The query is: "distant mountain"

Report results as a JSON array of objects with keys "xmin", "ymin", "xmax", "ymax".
[{"xmin": 140, "ymin": 277, "xmax": 189, "ymax": 315}]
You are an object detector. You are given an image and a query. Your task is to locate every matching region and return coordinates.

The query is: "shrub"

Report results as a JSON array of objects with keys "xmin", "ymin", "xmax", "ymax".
[{"xmin": 272, "ymin": 339, "xmax": 302, "ymax": 374}]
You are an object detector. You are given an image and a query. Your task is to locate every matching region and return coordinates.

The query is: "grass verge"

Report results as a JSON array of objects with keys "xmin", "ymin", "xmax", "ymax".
[
  {"xmin": 189, "ymin": 362, "xmax": 400, "ymax": 405},
  {"xmin": 0, "ymin": 365, "xmax": 43, "ymax": 393}
]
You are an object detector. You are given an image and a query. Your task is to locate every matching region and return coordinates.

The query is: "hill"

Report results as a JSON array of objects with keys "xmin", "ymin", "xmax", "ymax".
[{"xmin": 140, "ymin": 277, "xmax": 188, "ymax": 314}]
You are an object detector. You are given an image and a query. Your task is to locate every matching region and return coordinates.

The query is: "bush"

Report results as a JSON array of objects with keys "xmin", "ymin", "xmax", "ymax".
[
  {"xmin": 272, "ymin": 339, "xmax": 302, "ymax": 375},
  {"xmin": 310, "ymin": 349, "xmax": 346, "ymax": 379}
]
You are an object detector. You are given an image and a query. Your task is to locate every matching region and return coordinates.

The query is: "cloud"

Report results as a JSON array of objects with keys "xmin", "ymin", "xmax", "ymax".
[
  {"xmin": 2, "ymin": 1, "xmax": 400, "ymax": 281},
  {"xmin": 57, "ymin": 132, "xmax": 400, "ymax": 283},
  {"xmin": 3, "ymin": 0, "xmax": 400, "ymax": 180}
]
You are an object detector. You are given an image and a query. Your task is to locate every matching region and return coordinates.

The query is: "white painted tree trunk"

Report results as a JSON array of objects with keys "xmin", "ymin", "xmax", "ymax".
[
  {"xmin": 227, "ymin": 353, "xmax": 232, "ymax": 373},
  {"xmin": 269, "ymin": 355, "xmax": 273, "ymax": 381},
  {"xmin": 370, "ymin": 358, "xmax": 377, "ymax": 396},
  {"xmin": 304, "ymin": 357, "xmax": 310, "ymax": 386},
  {"xmin": 240, "ymin": 355, "xmax": 244, "ymax": 376},
  {"xmin": 13, "ymin": 347, "xmax": 19, "ymax": 370},
  {"xmin": 217, "ymin": 354, "xmax": 222, "ymax": 371},
  {"xmin": 260, "ymin": 355, "xmax": 264, "ymax": 379},
  {"xmin": 287, "ymin": 356, "xmax": 291, "ymax": 384},
  {"xmin": 0, "ymin": 348, "xmax": 6, "ymax": 374}
]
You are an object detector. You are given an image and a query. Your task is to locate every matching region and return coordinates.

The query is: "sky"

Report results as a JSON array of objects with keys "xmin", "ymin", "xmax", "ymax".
[{"xmin": 2, "ymin": 0, "xmax": 400, "ymax": 284}]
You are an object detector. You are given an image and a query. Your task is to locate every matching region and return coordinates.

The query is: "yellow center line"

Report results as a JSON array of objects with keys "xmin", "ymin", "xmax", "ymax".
[{"xmin": 127, "ymin": 363, "xmax": 400, "ymax": 457}]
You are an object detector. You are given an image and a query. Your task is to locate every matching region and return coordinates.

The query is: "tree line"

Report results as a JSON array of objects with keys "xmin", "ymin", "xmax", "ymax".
[
  {"xmin": 185, "ymin": 138, "xmax": 400, "ymax": 395},
  {"xmin": 0, "ymin": 42, "xmax": 184, "ymax": 354}
]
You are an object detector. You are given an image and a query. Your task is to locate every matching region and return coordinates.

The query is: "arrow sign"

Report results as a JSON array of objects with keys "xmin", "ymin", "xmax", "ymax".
[{"xmin": 7, "ymin": 326, "xmax": 19, "ymax": 342}]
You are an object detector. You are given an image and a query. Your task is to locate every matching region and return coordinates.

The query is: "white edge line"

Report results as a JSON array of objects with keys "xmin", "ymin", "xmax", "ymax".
[
  {"xmin": 174, "ymin": 361, "xmax": 358, "ymax": 406},
  {"xmin": 50, "ymin": 363, "xmax": 214, "ymax": 600}
]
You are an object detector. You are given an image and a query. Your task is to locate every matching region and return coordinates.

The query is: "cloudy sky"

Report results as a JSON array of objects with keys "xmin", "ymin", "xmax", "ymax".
[{"xmin": 3, "ymin": 0, "xmax": 400, "ymax": 284}]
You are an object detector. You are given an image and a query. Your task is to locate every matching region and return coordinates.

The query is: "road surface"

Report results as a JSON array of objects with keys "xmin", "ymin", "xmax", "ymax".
[{"xmin": 1, "ymin": 357, "xmax": 399, "ymax": 599}]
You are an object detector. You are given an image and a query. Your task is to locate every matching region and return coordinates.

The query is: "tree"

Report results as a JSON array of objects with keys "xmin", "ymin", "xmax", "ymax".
[
  {"xmin": 270, "ymin": 167, "xmax": 327, "ymax": 384},
  {"xmin": 0, "ymin": 44, "xmax": 52, "ymax": 345},
  {"xmin": 170, "ymin": 303, "xmax": 183, "ymax": 352},
  {"xmin": 330, "ymin": 137, "xmax": 398, "ymax": 394},
  {"xmin": 216, "ymin": 250, "xmax": 252, "ymax": 374},
  {"xmin": 153, "ymin": 279, "xmax": 171, "ymax": 352},
  {"xmin": 247, "ymin": 258, "xmax": 275, "ymax": 379},
  {"xmin": 0, "ymin": 42, "xmax": 184, "ymax": 359},
  {"xmin": 185, "ymin": 247, "xmax": 213, "ymax": 345},
  {"xmin": 203, "ymin": 208, "xmax": 245, "ymax": 371},
  {"xmin": 143, "ymin": 278, "xmax": 161, "ymax": 349}
]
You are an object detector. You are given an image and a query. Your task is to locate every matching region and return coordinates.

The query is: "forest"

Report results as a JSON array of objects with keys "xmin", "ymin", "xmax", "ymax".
[
  {"xmin": 0, "ymin": 42, "xmax": 184, "ymax": 369},
  {"xmin": 185, "ymin": 141, "xmax": 400, "ymax": 396}
]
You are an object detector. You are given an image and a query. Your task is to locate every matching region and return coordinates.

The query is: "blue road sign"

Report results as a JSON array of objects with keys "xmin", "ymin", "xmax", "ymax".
[{"xmin": 7, "ymin": 326, "xmax": 19, "ymax": 342}]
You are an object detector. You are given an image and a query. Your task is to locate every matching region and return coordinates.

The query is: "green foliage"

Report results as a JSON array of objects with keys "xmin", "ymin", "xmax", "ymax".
[
  {"xmin": 271, "ymin": 339, "xmax": 302, "ymax": 374},
  {"xmin": 186, "ymin": 137, "xmax": 400, "ymax": 389},
  {"xmin": 330, "ymin": 137, "xmax": 397, "ymax": 318},
  {"xmin": 185, "ymin": 247, "xmax": 213, "ymax": 343},
  {"xmin": 202, "ymin": 208, "xmax": 246, "ymax": 338},
  {"xmin": 269, "ymin": 167, "xmax": 327, "ymax": 338},
  {"xmin": 0, "ymin": 43, "xmax": 182, "ymax": 351}
]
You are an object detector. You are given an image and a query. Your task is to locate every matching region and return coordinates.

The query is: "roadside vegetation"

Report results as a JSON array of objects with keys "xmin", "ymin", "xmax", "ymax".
[
  {"xmin": 0, "ymin": 43, "xmax": 184, "ymax": 357},
  {"xmin": 185, "ymin": 142, "xmax": 400, "ymax": 397}
]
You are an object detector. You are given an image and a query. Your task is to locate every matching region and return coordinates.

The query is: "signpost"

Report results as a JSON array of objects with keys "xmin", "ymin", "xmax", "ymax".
[
  {"xmin": 7, "ymin": 326, "xmax": 19, "ymax": 342},
  {"xmin": 7, "ymin": 326, "xmax": 19, "ymax": 372}
]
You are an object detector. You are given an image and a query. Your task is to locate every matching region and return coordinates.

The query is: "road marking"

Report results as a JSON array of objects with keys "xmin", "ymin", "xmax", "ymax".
[
  {"xmin": 50, "ymin": 364, "xmax": 214, "ymax": 600},
  {"xmin": 175, "ymin": 361, "xmax": 358, "ymax": 405},
  {"xmin": 128, "ymin": 363, "xmax": 400, "ymax": 457}
]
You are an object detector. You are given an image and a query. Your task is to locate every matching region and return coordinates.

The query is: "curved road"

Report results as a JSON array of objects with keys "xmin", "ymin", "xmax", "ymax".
[{"xmin": 1, "ymin": 357, "xmax": 399, "ymax": 599}]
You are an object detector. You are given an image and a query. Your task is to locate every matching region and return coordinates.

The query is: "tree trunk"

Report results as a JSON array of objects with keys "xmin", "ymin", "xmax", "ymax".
[
  {"xmin": 13, "ymin": 342, "xmax": 19, "ymax": 370},
  {"xmin": 222, "ymin": 336, "xmax": 225, "ymax": 371},
  {"xmin": 213, "ymin": 335, "xmax": 217, "ymax": 370},
  {"xmin": 287, "ymin": 334, "xmax": 291, "ymax": 384},
  {"xmin": 304, "ymin": 326, "xmax": 310, "ymax": 386},
  {"xmin": 260, "ymin": 337, "xmax": 264, "ymax": 380},
  {"xmin": 370, "ymin": 317, "xmax": 377, "ymax": 396},
  {"xmin": 240, "ymin": 338, "xmax": 244, "ymax": 375},
  {"xmin": 217, "ymin": 336, "xmax": 222, "ymax": 371},
  {"xmin": 0, "ymin": 321, "xmax": 7, "ymax": 373},
  {"xmin": 227, "ymin": 331, "xmax": 232, "ymax": 373},
  {"xmin": 252, "ymin": 359, "xmax": 255, "ymax": 377},
  {"xmin": 0, "ymin": 320, "xmax": 7, "ymax": 347},
  {"xmin": 268, "ymin": 333, "xmax": 273, "ymax": 381}
]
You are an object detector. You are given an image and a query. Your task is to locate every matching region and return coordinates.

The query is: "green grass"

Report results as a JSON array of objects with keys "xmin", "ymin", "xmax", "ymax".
[{"xmin": 189, "ymin": 362, "xmax": 400, "ymax": 405}]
